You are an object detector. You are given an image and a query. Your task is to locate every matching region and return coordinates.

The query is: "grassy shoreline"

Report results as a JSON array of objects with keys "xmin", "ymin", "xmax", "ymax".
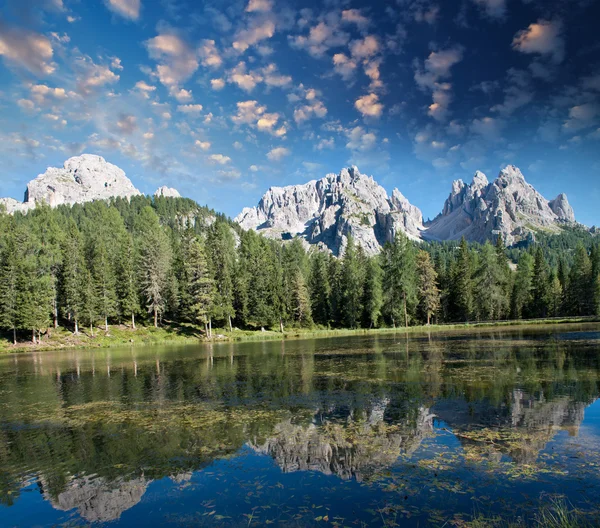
[{"xmin": 1, "ymin": 316, "xmax": 599, "ymax": 354}]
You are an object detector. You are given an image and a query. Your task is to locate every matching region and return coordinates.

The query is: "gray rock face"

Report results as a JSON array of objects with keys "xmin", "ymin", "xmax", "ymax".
[
  {"xmin": 1, "ymin": 154, "xmax": 141, "ymax": 214},
  {"xmin": 235, "ymin": 166, "xmax": 424, "ymax": 255},
  {"xmin": 155, "ymin": 186, "xmax": 181, "ymax": 198},
  {"xmin": 424, "ymin": 165, "xmax": 576, "ymax": 245}
]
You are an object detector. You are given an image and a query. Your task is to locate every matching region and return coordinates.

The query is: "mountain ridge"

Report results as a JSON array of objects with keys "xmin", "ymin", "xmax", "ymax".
[
  {"xmin": 238, "ymin": 164, "xmax": 577, "ymax": 253},
  {"xmin": 0, "ymin": 155, "xmax": 579, "ymax": 252}
]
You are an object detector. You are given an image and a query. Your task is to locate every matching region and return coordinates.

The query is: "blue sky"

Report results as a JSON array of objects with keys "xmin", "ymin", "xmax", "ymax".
[{"xmin": 0, "ymin": 0, "xmax": 599, "ymax": 225}]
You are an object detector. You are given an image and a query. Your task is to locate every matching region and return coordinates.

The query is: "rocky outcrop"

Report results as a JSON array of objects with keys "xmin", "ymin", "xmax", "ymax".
[
  {"xmin": 155, "ymin": 186, "xmax": 181, "ymax": 198},
  {"xmin": 424, "ymin": 165, "xmax": 575, "ymax": 245},
  {"xmin": 0, "ymin": 154, "xmax": 140, "ymax": 214},
  {"xmin": 236, "ymin": 166, "xmax": 424, "ymax": 256}
]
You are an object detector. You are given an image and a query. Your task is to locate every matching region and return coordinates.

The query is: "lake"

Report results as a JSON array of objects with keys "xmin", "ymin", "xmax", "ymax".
[{"xmin": 1, "ymin": 324, "xmax": 600, "ymax": 527}]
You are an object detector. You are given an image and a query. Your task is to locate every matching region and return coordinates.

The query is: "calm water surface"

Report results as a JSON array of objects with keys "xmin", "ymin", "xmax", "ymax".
[{"xmin": 2, "ymin": 324, "xmax": 600, "ymax": 527}]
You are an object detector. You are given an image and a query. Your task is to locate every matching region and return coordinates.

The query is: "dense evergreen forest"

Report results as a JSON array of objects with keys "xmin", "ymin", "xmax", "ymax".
[{"xmin": 0, "ymin": 196, "xmax": 599, "ymax": 344}]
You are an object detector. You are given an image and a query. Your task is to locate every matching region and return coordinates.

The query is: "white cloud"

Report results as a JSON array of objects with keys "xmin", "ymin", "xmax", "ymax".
[
  {"xmin": 355, "ymin": 93, "xmax": 383, "ymax": 118},
  {"xmin": 145, "ymin": 33, "xmax": 199, "ymax": 91},
  {"xmin": 228, "ymin": 61, "xmax": 263, "ymax": 92},
  {"xmin": 341, "ymin": 9, "xmax": 370, "ymax": 30},
  {"xmin": 216, "ymin": 169, "xmax": 242, "ymax": 181},
  {"xmin": 262, "ymin": 63, "xmax": 292, "ymax": 87},
  {"xmin": 563, "ymin": 103, "xmax": 599, "ymax": 131},
  {"xmin": 105, "ymin": 0, "xmax": 140, "ymax": 20},
  {"xmin": 232, "ymin": 100, "xmax": 286, "ymax": 136},
  {"xmin": 471, "ymin": 0, "xmax": 506, "ymax": 19},
  {"xmin": 414, "ymin": 46, "xmax": 463, "ymax": 90},
  {"xmin": 414, "ymin": 46, "xmax": 463, "ymax": 122},
  {"xmin": 18, "ymin": 99, "xmax": 36, "ymax": 111},
  {"xmin": 115, "ymin": 113, "xmax": 137, "ymax": 134},
  {"xmin": 0, "ymin": 24, "xmax": 55, "ymax": 76},
  {"xmin": 414, "ymin": 5, "xmax": 440, "ymax": 24},
  {"xmin": 134, "ymin": 80, "xmax": 156, "ymax": 98},
  {"xmin": 346, "ymin": 126, "xmax": 377, "ymax": 151},
  {"xmin": 198, "ymin": 39, "xmax": 222, "ymax": 68},
  {"xmin": 173, "ymin": 88, "xmax": 193, "ymax": 102},
  {"xmin": 289, "ymin": 19, "xmax": 349, "ymax": 58},
  {"xmin": 428, "ymin": 84, "xmax": 452, "ymax": 121},
  {"xmin": 316, "ymin": 137, "xmax": 334, "ymax": 150},
  {"xmin": 29, "ymin": 83, "xmax": 69, "ymax": 105},
  {"xmin": 470, "ymin": 116, "xmax": 505, "ymax": 140},
  {"xmin": 267, "ymin": 147, "xmax": 290, "ymax": 161},
  {"xmin": 209, "ymin": 154, "xmax": 231, "ymax": 165},
  {"xmin": 491, "ymin": 69, "xmax": 533, "ymax": 116},
  {"xmin": 195, "ymin": 140, "xmax": 211, "ymax": 150},
  {"xmin": 246, "ymin": 0, "xmax": 272, "ymax": 12},
  {"xmin": 211, "ymin": 78, "xmax": 225, "ymax": 90},
  {"xmin": 512, "ymin": 19, "xmax": 565, "ymax": 64},
  {"xmin": 233, "ymin": 19, "xmax": 275, "ymax": 53},
  {"xmin": 349, "ymin": 35, "xmax": 380, "ymax": 60},
  {"xmin": 75, "ymin": 57, "xmax": 120, "ymax": 95},
  {"xmin": 177, "ymin": 104, "xmax": 203, "ymax": 114},
  {"xmin": 333, "ymin": 53, "xmax": 357, "ymax": 81},
  {"xmin": 293, "ymin": 85, "xmax": 327, "ymax": 124}
]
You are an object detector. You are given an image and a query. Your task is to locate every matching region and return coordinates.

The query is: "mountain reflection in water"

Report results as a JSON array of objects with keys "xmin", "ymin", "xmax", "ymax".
[{"xmin": 1, "ymin": 324, "xmax": 600, "ymax": 526}]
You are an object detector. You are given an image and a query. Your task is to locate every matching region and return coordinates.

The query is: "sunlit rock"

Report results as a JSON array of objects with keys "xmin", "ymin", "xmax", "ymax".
[{"xmin": 236, "ymin": 166, "xmax": 424, "ymax": 256}]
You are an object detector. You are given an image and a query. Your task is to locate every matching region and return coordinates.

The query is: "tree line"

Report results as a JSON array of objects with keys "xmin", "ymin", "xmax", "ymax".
[{"xmin": 0, "ymin": 196, "xmax": 599, "ymax": 343}]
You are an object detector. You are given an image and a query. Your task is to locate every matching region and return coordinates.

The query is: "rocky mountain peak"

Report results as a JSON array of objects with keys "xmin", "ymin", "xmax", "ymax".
[
  {"xmin": 0, "ymin": 154, "xmax": 141, "ymax": 214},
  {"xmin": 425, "ymin": 165, "xmax": 576, "ymax": 245},
  {"xmin": 236, "ymin": 166, "xmax": 424, "ymax": 255},
  {"xmin": 155, "ymin": 186, "xmax": 181, "ymax": 198},
  {"xmin": 549, "ymin": 193, "xmax": 575, "ymax": 222}
]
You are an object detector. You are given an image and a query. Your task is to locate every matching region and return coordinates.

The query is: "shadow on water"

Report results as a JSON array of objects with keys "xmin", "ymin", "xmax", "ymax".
[{"xmin": 1, "ymin": 323, "xmax": 600, "ymax": 526}]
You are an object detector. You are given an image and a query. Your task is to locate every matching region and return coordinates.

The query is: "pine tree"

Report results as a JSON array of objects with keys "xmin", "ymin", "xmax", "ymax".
[
  {"xmin": 548, "ymin": 271, "xmax": 563, "ymax": 317},
  {"xmin": 136, "ymin": 207, "xmax": 172, "ymax": 327},
  {"xmin": 30, "ymin": 205, "xmax": 63, "ymax": 329},
  {"xmin": 416, "ymin": 250, "xmax": 440, "ymax": 325},
  {"xmin": 511, "ymin": 252, "xmax": 534, "ymax": 319},
  {"xmin": 451, "ymin": 237, "xmax": 473, "ymax": 322},
  {"xmin": 341, "ymin": 236, "xmax": 364, "ymax": 328},
  {"xmin": 557, "ymin": 258, "xmax": 570, "ymax": 316},
  {"xmin": 473, "ymin": 242, "xmax": 508, "ymax": 321},
  {"xmin": 185, "ymin": 238, "xmax": 214, "ymax": 335},
  {"xmin": 18, "ymin": 231, "xmax": 54, "ymax": 343},
  {"xmin": 382, "ymin": 233, "xmax": 417, "ymax": 328},
  {"xmin": 81, "ymin": 266, "xmax": 99, "ymax": 336},
  {"xmin": 60, "ymin": 220, "xmax": 87, "ymax": 334},
  {"xmin": 362, "ymin": 256, "xmax": 383, "ymax": 328},
  {"xmin": 89, "ymin": 235, "xmax": 118, "ymax": 330},
  {"xmin": 530, "ymin": 247, "xmax": 550, "ymax": 318},
  {"xmin": 206, "ymin": 221, "xmax": 236, "ymax": 331},
  {"xmin": 495, "ymin": 235, "xmax": 511, "ymax": 318},
  {"xmin": 567, "ymin": 243, "xmax": 592, "ymax": 316},
  {"xmin": 0, "ymin": 220, "xmax": 20, "ymax": 344},
  {"xmin": 116, "ymin": 233, "xmax": 140, "ymax": 328},
  {"xmin": 328, "ymin": 255, "xmax": 343, "ymax": 327},
  {"xmin": 292, "ymin": 269, "xmax": 313, "ymax": 327},
  {"xmin": 309, "ymin": 251, "xmax": 331, "ymax": 327}
]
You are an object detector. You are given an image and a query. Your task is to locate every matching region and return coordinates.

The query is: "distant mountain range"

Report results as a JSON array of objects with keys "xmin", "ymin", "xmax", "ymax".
[
  {"xmin": 0, "ymin": 155, "xmax": 581, "ymax": 254},
  {"xmin": 237, "ymin": 165, "xmax": 576, "ymax": 254}
]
